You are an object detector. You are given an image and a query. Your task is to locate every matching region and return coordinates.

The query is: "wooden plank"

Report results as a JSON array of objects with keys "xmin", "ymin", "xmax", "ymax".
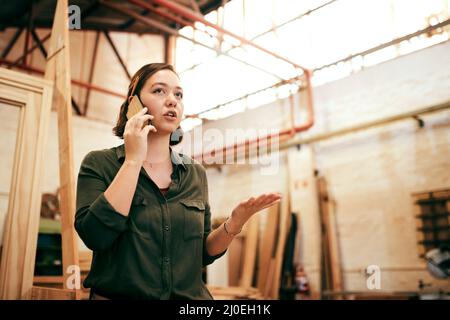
[
  {"xmin": 0, "ymin": 68, "xmax": 53, "ymax": 299},
  {"xmin": 263, "ymin": 258, "xmax": 276, "ymax": 299},
  {"xmin": 267, "ymin": 149, "xmax": 297, "ymax": 299},
  {"xmin": 256, "ymin": 205, "xmax": 279, "ymax": 293},
  {"xmin": 207, "ymin": 286, "xmax": 260, "ymax": 295},
  {"xmin": 30, "ymin": 286, "xmax": 76, "ymax": 300},
  {"xmin": 228, "ymin": 234, "xmax": 244, "ymax": 286},
  {"xmin": 318, "ymin": 177, "xmax": 343, "ymax": 297},
  {"xmin": 326, "ymin": 185, "xmax": 343, "ymax": 294},
  {"xmin": 317, "ymin": 177, "xmax": 330, "ymax": 293},
  {"xmin": 270, "ymin": 191, "xmax": 291, "ymax": 299},
  {"xmin": 79, "ymin": 250, "xmax": 93, "ymax": 272},
  {"xmin": 208, "ymin": 285, "xmax": 263, "ymax": 300},
  {"xmin": 44, "ymin": 0, "xmax": 80, "ymax": 297},
  {"xmin": 239, "ymin": 214, "xmax": 259, "ymax": 288},
  {"xmin": 34, "ymin": 274, "xmax": 90, "ymax": 294},
  {"xmin": 34, "ymin": 276, "xmax": 65, "ymax": 284}
]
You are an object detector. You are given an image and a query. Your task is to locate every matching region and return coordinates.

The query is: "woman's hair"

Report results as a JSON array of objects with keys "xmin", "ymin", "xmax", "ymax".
[{"xmin": 113, "ymin": 62, "xmax": 183, "ymax": 146}]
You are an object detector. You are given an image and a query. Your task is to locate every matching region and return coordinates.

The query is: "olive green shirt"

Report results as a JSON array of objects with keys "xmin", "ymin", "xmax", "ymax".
[{"xmin": 75, "ymin": 144, "xmax": 225, "ymax": 300}]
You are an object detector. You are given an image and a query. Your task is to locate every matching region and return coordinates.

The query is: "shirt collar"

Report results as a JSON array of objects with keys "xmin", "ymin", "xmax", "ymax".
[{"xmin": 115, "ymin": 143, "xmax": 187, "ymax": 170}]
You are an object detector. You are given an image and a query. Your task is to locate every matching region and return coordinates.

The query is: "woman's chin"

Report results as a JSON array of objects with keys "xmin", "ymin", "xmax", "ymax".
[{"xmin": 153, "ymin": 123, "xmax": 178, "ymax": 135}]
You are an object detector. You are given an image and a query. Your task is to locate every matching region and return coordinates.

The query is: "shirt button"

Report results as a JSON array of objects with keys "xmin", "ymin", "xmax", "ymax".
[
  {"xmin": 164, "ymin": 257, "xmax": 170, "ymax": 263},
  {"xmin": 164, "ymin": 225, "xmax": 170, "ymax": 232}
]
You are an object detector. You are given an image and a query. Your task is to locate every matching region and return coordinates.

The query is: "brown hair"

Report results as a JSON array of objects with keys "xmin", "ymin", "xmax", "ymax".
[{"xmin": 112, "ymin": 63, "xmax": 183, "ymax": 145}]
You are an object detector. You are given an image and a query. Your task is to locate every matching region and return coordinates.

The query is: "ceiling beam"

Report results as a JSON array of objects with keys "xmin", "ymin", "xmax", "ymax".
[{"xmin": 102, "ymin": 31, "xmax": 132, "ymax": 80}]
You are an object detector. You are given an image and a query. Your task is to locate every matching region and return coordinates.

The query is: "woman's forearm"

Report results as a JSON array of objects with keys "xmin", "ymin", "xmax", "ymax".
[
  {"xmin": 205, "ymin": 217, "xmax": 242, "ymax": 256},
  {"xmin": 104, "ymin": 160, "xmax": 142, "ymax": 217},
  {"xmin": 205, "ymin": 193, "xmax": 281, "ymax": 256}
]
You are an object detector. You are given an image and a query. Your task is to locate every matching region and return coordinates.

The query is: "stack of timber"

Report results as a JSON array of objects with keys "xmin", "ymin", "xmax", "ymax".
[{"xmin": 208, "ymin": 192, "xmax": 291, "ymax": 300}]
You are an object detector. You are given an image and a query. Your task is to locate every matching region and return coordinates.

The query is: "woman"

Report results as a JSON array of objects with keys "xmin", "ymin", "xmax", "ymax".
[{"xmin": 75, "ymin": 63, "xmax": 282, "ymax": 300}]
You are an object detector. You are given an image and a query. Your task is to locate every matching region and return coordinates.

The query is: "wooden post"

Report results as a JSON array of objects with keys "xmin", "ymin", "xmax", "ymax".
[
  {"xmin": 165, "ymin": 34, "xmax": 177, "ymax": 67},
  {"xmin": 44, "ymin": 0, "xmax": 80, "ymax": 298}
]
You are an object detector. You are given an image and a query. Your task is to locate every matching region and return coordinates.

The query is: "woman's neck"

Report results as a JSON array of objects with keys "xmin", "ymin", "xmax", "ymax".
[{"xmin": 145, "ymin": 133, "xmax": 171, "ymax": 163}]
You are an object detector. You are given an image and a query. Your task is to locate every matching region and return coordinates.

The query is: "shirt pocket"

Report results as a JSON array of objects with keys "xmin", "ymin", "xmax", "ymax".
[
  {"xmin": 180, "ymin": 199, "xmax": 205, "ymax": 240},
  {"xmin": 128, "ymin": 194, "xmax": 151, "ymax": 239}
]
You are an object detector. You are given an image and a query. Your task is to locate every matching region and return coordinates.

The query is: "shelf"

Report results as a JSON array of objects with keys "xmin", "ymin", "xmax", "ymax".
[{"xmin": 415, "ymin": 212, "xmax": 449, "ymax": 219}]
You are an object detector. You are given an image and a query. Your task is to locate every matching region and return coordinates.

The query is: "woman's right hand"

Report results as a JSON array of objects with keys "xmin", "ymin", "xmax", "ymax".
[{"xmin": 123, "ymin": 107, "xmax": 156, "ymax": 165}]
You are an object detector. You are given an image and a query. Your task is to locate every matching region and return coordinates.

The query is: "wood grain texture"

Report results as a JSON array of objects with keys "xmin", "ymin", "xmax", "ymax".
[
  {"xmin": 270, "ymin": 170, "xmax": 292, "ymax": 299},
  {"xmin": 257, "ymin": 205, "xmax": 279, "ymax": 293},
  {"xmin": 0, "ymin": 67, "xmax": 53, "ymax": 299},
  {"xmin": 239, "ymin": 214, "xmax": 259, "ymax": 288},
  {"xmin": 44, "ymin": 0, "xmax": 80, "ymax": 298},
  {"xmin": 30, "ymin": 286, "xmax": 77, "ymax": 300}
]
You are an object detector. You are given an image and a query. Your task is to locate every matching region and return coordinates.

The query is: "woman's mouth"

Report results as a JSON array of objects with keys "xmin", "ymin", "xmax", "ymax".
[{"xmin": 163, "ymin": 110, "xmax": 177, "ymax": 121}]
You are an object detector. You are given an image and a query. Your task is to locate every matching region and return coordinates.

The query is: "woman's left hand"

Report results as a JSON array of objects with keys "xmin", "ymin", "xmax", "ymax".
[{"xmin": 227, "ymin": 192, "xmax": 282, "ymax": 233}]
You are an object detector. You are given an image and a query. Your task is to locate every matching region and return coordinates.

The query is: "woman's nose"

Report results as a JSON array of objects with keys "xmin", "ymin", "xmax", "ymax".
[{"xmin": 166, "ymin": 93, "xmax": 177, "ymax": 106}]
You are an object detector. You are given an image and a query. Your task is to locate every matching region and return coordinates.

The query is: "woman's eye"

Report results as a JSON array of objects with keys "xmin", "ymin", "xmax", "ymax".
[
  {"xmin": 176, "ymin": 92, "xmax": 183, "ymax": 98},
  {"xmin": 153, "ymin": 88, "xmax": 164, "ymax": 94}
]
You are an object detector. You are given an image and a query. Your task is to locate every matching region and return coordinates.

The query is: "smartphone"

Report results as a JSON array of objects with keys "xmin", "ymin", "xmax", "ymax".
[{"xmin": 126, "ymin": 95, "xmax": 151, "ymax": 126}]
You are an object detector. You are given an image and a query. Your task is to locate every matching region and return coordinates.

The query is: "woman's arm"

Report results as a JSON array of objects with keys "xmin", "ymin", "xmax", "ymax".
[
  {"xmin": 104, "ymin": 107, "xmax": 155, "ymax": 216},
  {"xmin": 75, "ymin": 108, "xmax": 155, "ymax": 251},
  {"xmin": 205, "ymin": 193, "xmax": 282, "ymax": 256},
  {"xmin": 75, "ymin": 152, "xmax": 140, "ymax": 251},
  {"xmin": 103, "ymin": 159, "xmax": 141, "ymax": 216}
]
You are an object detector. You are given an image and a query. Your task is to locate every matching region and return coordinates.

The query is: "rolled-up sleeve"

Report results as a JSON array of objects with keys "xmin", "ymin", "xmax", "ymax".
[
  {"xmin": 201, "ymin": 168, "xmax": 227, "ymax": 266},
  {"xmin": 75, "ymin": 151, "xmax": 128, "ymax": 251}
]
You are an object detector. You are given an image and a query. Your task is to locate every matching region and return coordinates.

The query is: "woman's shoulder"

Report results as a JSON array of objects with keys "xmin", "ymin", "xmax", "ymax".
[{"xmin": 81, "ymin": 145, "xmax": 123, "ymax": 166}]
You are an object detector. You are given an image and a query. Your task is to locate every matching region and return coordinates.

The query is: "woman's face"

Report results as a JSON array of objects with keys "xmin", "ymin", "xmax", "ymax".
[{"xmin": 139, "ymin": 69, "xmax": 184, "ymax": 134}]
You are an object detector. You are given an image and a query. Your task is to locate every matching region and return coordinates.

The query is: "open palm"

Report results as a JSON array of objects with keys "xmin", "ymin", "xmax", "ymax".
[{"xmin": 230, "ymin": 192, "xmax": 282, "ymax": 229}]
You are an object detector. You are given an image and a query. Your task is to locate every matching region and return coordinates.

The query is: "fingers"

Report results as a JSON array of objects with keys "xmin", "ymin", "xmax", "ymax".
[
  {"xmin": 128, "ymin": 108, "xmax": 154, "ymax": 131},
  {"xmin": 135, "ymin": 106, "xmax": 149, "ymax": 117},
  {"xmin": 253, "ymin": 192, "xmax": 282, "ymax": 207},
  {"xmin": 259, "ymin": 198, "xmax": 281, "ymax": 211},
  {"xmin": 141, "ymin": 124, "xmax": 157, "ymax": 135},
  {"xmin": 128, "ymin": 106, "xmax": 150, "ymax": 121},
  {"xmin": 238, "ymin": 193, "xmax": 281, "ymax": 213},
  {"xmin": 245, "ymin": 197, "xmax": 256, "ymax": 207},
  {"xmin": 134, "ymin": 114, "xmax": 154, "ymax": 130}
]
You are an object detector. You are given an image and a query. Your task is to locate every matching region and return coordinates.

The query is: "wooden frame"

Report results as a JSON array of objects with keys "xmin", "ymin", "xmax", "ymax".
[
  {"xmin": 0, "ymin": 67, "xmax": 53, "ymax": 299},
  {"xmin": 1, "ymin": 0, "xmax": 81, "ymax": 300}
]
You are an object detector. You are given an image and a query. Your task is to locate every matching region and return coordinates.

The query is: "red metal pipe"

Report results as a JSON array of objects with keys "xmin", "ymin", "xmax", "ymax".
[
  {"xmin": 128, "ymin": 0, "xmax": 195, "ymax": 28},
  {"xmin": 151, "ymin": 0, "xmax": 309, "ymax": 71},
  {"xmin": 0, "ymin": 58, "xmax": 127, "ymax": 99}
]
